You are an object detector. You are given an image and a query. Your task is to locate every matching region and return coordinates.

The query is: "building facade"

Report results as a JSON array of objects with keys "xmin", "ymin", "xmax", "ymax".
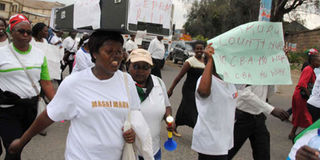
[
  {"xmin": 285, "ymin": 29, "xmax": 320, "ymax": 52},
  {"xmin": 0, "ymin": 0, "xmax": 64, "ymax": 25}
]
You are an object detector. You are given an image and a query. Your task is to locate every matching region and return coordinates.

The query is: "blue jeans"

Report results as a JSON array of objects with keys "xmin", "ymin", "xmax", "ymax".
[{"xmin": 139, "ymin": 149, "xmax": 161, "ymax": 160}]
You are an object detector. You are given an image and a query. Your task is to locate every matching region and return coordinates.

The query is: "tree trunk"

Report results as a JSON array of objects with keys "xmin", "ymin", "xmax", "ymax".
[
  {"xmin": 270, "ymin": 0, "xmax": 287, "ymax": 22},
  {"xmin": 270, "ymin": 0, "xmax": 305, "ymax": 22}
]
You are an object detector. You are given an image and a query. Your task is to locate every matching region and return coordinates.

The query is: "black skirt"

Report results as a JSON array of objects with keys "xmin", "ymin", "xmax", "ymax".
[{"xmin": 175, "ymin": 67, "xmax": 204, "ymax": 128}]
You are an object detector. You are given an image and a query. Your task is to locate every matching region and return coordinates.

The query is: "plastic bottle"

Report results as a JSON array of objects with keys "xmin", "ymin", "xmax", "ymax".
[{"xmin": 308, "ymin": 128, "xmax": 320, "ymax": 157}]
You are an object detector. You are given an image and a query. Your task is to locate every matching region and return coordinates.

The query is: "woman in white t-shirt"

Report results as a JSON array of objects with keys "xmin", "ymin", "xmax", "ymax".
[
  {"xmin": 0, "ymin": 14, "xmax": 55, "ymax": 160},
  {"xmin": 307, "ymin": 75, "xmax": 320, "ymax": 122},
  {"xmin": 127, "ymin": 49, "xmax": 174, "ymax": 160},
  {"xmin": 192, "ymin": 44, "xmax": 237, "ymax": 160},
  {"xmin": 30, "ymin": 23, "xmax": 64, "ymax": 81},
  {"xmin": 0, "ymin": 17, "xmax": 9, "ymax": 47},
  {"xmin": 9, "ymin": 31, "xmax": 141, "ymax": 160},
  {"xmin": 31, "ymin": 23, "xmax": 49, "ymax": 44},
  {"xmin": 72, "ymin": 35, "xmax": 94, "ymax": 72}
]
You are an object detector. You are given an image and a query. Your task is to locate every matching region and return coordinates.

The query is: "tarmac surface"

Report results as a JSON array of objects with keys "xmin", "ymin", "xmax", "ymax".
[{"xmin": 1, "ymin": 61, "xmax": 301, "ymax": 160}]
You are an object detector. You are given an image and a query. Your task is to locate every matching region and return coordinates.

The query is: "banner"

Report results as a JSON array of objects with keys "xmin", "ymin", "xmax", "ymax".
[
  {"xmin": 208, "ymin": 21, "xmax": 292, "ymax": 85},
  {"xmin": 31, "ymin": 40, "xmax": 64, "ymax": 80},
  {"xmin": 74, "ymin": 0, "xmax": 101, "ymax": 29},
  {"xmin": 179, "ymin": 34, "xmax": 192, "ymax": 41},
  {"xmin": 259, "ymin": 0, "xmax": 272, "ymax": 21},
  {"xmin": 128, "ymin": 0, "xmax": 173, "ymax": 29},
  {"xmin": 287, "ymin": 43, "xmax": 297, "ymax": 52}
]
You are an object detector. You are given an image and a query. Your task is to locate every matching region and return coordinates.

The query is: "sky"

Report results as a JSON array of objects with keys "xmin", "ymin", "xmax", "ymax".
[{"xmin": 48, "ymin": 0, "xmax": 320, "ymax": 30}]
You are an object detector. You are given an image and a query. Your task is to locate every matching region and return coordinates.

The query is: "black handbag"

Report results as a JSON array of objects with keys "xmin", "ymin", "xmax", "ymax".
[{"xmin": 300, "ymin": 82, "xmax": 313, "ymax": 99}]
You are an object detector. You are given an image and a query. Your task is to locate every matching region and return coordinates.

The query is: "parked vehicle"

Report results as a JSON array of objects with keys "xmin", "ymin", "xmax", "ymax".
[{"xmin": 168, "ymin": 41, "xmax": 195, "ymax": 64}]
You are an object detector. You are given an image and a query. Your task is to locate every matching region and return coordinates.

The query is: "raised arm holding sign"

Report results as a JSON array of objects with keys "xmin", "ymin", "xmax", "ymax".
[{"xmin": 208, "ymin": 21, "xmax": 292, "ymax": 85}]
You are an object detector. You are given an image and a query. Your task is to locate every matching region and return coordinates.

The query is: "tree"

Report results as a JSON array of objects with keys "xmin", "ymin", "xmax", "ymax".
[
  {"xmin": 184, "ymin": 0, "xmax": 259, "ymax": 38},
  {"xmin": 270, "ymin": 0, "xmax": 319, "ymax": 22},
  {"xmin": 183, "ymin": 0, "xmax": 319, "ymax": 38}
]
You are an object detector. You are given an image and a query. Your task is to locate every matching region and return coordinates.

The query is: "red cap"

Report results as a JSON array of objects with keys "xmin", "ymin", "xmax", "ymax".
[
  {"xmin": 9, "ymin": 14, "xmax": 30, "ymax": 31},
  {"xmin": 308, "ymin": 48, "xmax": 319, "ymax": 56}
]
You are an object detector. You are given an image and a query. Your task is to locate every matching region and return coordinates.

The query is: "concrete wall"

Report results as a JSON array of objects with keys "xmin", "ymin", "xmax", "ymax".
[
  {"xmin": 0, "ymin": 0, "xmax": 19, "ymax": 19},
  {"xmin": 0, "ymin": 0, "xmax": 53, "ymax": 25},
  {"xmin": 285, "ymin": 29, "xmax": 320, "ymax": 52},
  {"xmin": 23, "ymin": 6, "xmax": 51, "ymax": 25},
  {"xmin": 0, "ymin": 1, "xmax": 11, "ymax": 18}
]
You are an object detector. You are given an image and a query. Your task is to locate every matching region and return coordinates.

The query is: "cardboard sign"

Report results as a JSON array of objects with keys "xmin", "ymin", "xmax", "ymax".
[
  {"xmin": 128, "ymin": 0, "xmax": 173, "ymax": 29},
  {"xmin": 74, "ymin": 0, "xmax": 101, "ymax": 29},
  {"xmin": 208, "ymin": 21, "xmax": 292, "ymax": 85}
]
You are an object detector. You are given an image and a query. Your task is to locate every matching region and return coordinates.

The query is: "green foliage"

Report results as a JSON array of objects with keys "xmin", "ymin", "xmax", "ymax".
[
  {"xmin": 287, "ymin": 51, "xmax": 308, "ymax": 64},
  {"xmin": 288, "ymin": 51, "xmax": 308, "ymax": 71},
  {"xmin": 193, "ymin": 35, "xmax": 208, "ymax": 42},
  {"xmin": 184, "ymin": 0, "xmax": 259, "ymax": 39},
  {"xmin": 184, "ymin": 0, "xmax": 318, "ymax": 37}
]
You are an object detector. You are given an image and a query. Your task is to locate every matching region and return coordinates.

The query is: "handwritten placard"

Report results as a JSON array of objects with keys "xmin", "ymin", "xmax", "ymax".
[
  {"xmin": 31, "ymin": 40, "xmax": 64, "ymax": 80},
  {"xmin": 208, "ymin": 21, "xmax": 292, "ymax": 85},
  {"xmin": 128, "ymin": 0, "xmax": 173, "ymax": 29},
  {"xmin": 74, "ymin": 0, "xmax": 101, "ymax": 29}
]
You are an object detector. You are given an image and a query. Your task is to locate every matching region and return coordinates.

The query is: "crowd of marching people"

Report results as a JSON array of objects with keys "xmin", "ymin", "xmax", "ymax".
[{"xmin": 0, "ymin": 13, "xmax": 320, "ymax": 160}]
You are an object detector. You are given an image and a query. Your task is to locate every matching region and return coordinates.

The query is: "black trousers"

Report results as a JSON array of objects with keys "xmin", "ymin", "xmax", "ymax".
[
  {"xmin": 0, "ymin": 138, "xmax": 2, "ymax": 156},
  {"xmin": 0, "ymin": 103, "xmax": 37, "ymax": 160},
  {"xmin": 61, "ymin": 60, "xmax": 74, "ymax": 74},
  {"xmin": 151, "ymin": 58, "xmax": 163, "ymax": 78},
  {"xmin": 228, "ymin": 109, "xmax": 270, "ymax": 160},
  {"xmin": 58, "ymin": 60, "xmax": 74, "ymax": 85},
  {"xmin": 198, "ymin": 153, "xmax": 228, "ymax": 160},
  {"xmin": 307, "ymin": 103, "xmax": 320, "ymax": 123}
]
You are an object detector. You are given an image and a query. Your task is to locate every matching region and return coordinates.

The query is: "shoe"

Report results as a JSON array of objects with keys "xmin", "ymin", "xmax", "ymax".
[
  {"xmin": 173, "ymin": 130, "xmax": 181, "ymax": 137},
  {"xmin": 39, "ymin": 130, "xmax": 47, "ymax": 136}
]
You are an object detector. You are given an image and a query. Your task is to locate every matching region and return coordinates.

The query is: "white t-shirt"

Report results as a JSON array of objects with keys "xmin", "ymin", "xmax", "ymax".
[
  {"xmin": 30, "ymin": 38, "xmax": 48, "ymax": 45},
  {"xmin": 124, "ymin": 39, "xmax": 138, "ymax": 52},
  {"xmin": 288, "ymin": 129, "xmax": 318, "ymax": 160},
  {"xmin": 50, "ymin": 35, "xmax": 62, "ymax": 46},
  {"xmin": 307, "ymin": 76, "xmax": 320, "ymax": 108},
  {"xmin": 0, "ymin": 44, "xmax": 50, "ymax": 100},
  {"xmin": 148, "ymin": 38, "xmax": 165, "ymax": 60},
  {"xmin": 62, "ymin": 36, "xmax": 78, "ymax": 53},
  {"xmin": 192, "ymin": 76, "xmax": 237, "ymax": 155},
  {"xmin": 235, "ymin": 85, "xmax": 275, "ymax": 115},
  {"xmin": 140, "ymin": 75, "xmax": 171, "ymax": 155},
  {"xmin": 72, "ymin": 47, "xmax": 94, "ymax": 73},
  {"xmin": 0, "ymin": 39, "xmax": 9, "ymax": 47},
  {"xmin": 30, "ymin": 38, "xmax": 64, "ymax": 80},
  {"xmin": 47, "ymin": 69, "xmax": 140, "ymax": 160},
  {"xmin": 314, "ymin": 68, "xmax": 320, "ymax": 77}
]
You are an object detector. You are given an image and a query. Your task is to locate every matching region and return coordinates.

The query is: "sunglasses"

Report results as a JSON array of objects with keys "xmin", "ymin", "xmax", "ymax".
[
  {"xmin": 15, "ymin": 29, "xmax": 32, "ymax": 35},
  {"xmin": 133, "ymin": 64, "xmax": 151, "ymax": 70}
]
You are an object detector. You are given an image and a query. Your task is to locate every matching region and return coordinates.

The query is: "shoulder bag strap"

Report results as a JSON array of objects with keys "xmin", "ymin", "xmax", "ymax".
[
  {"xmin": 9, "ymin": 45, "xmax": 40, "ymax": 95},
  {"xmin": 123, "ymin": 72, "xmax": 131, "ymax": 121},
  {"xmin": 70, "ymin": 39, "xmax": 76, "ymax": 52}
]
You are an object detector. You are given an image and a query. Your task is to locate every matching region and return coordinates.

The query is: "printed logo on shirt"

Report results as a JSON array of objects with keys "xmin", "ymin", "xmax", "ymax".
[
  {"xmin": 92, "ymin": 101, "xmax": 129, "ymax": 108},
  {"xmin": 232, "ymin": 92, "xmax": 238, "ymax": 99}
]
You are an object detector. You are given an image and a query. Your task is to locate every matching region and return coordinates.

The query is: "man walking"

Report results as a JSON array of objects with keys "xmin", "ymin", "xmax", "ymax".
[
  {"xmin": 148, "ymin": 36, "xmax": 165, "ymax": 78},
  {"xmin": 228, "ymin": 85, "xmax": 289, "ymax": 160}
]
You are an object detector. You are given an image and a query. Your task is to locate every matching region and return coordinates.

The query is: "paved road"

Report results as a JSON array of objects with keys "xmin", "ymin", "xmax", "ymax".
[{"xmin": 1, "ymin": 61, "xmax": 298, "ymax": 160}]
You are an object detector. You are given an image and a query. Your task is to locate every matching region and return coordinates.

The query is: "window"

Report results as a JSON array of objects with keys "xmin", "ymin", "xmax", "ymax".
[
  {"xmin": 11, "ymin": 5, "xmax": 17, "ymax": 12},
  {"xmin": 0, "ymin": 3, "xmax": 5, "ymax": 11}
]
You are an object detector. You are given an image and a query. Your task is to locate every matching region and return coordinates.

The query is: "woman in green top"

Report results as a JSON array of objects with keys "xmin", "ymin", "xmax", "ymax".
[{"xmin": 0, "ymin": 14, "xmax": 55, "ymax": 160}]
